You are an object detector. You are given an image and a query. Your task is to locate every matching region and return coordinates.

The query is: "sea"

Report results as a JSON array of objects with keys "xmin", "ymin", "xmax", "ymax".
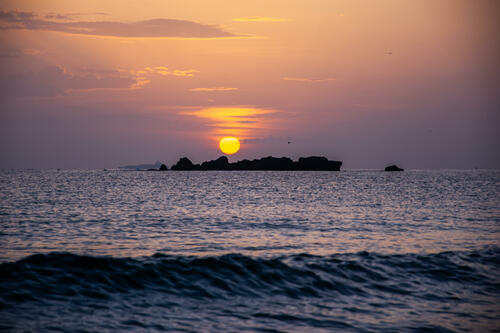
[{"xmin": 0, "ymin": 169, "xmax": 499, "ymax": 332}]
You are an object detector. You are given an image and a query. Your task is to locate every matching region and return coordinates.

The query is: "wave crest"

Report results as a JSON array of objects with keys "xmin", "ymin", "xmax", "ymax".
[{"xmin": 2, "ymin": 248, "xmax": 499, "ymax": 305}]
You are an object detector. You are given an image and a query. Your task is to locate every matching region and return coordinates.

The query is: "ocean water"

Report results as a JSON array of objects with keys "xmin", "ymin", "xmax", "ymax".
[{"xmin": 0, "ymin": 169, "xmax": 499, "ymax": 332}]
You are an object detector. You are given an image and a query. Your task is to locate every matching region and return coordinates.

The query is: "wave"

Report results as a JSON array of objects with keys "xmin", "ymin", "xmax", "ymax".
[{"xmin": 2, "ymin": 248, "xmax": 499, "ymax": 306}]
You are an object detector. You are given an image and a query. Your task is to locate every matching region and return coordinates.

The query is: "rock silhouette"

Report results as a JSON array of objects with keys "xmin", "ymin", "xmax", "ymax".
[
  {"xmin": 171, "ymin": 156, "xmax": 342, "ymax": 171},
  {"xmin": 385, "ymin": 165, "xmax": 404, "ymax": 171},
  {"xmin": 119, "ymin": 161, "xmax": 162, "ymax": 170},
  {"xmin": 297, "ymin": 156, "xmax": 341, "ymax": 171},
  {"xmin": 146, "ymin": 163, "xmax": 168, "ymax": 171},
  {"xmin": 171, "ymin": 157, "xmax": 198, "ymax": 170},
  {"xmin": 201, "ymin": 156, "xmax": 230, "ymax": 170}
]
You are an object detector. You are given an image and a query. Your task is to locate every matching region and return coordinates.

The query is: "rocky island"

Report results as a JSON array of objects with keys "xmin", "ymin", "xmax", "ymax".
[
  {"xmin": 169, "ymin": 156, "xmax": 342, "ymax": 171},
  {"xmin": 385, "ymin": 165, "xmax": 404, "ymax": 171}
]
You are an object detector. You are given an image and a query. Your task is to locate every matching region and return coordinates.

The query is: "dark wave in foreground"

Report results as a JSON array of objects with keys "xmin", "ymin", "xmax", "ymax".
[
  {"xmin": 1, "ymin": 248, "xmax": 499, "ymax": 332},
  {"xmin": 2, "ymin": 248, "xmax": 499, "ymax": 302}
]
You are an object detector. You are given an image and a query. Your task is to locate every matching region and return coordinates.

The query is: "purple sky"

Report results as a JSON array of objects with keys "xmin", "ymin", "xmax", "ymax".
[{"xmin": 1, "ymin": 0, "xmax": 499, "ymax": 169}]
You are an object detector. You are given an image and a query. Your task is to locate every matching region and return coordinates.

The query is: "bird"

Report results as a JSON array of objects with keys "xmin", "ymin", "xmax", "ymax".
[{"xmin": 385, "ymin": 51, "xmax": 393, "ymax": 55}]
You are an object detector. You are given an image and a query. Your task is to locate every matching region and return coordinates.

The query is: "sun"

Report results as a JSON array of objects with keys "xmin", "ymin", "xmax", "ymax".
[{"xmin": 219, "ymin": 137, "xmax": 240, "ymax": 155}]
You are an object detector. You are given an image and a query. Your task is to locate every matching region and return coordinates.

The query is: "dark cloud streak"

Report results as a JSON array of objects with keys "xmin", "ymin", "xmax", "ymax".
[
  {"xmin": 44, "ymin": 12, "xmax": 109, "ymax": 20},
  {"xmin": 0, "ymin": 66, "xmax": 136, "ymax": 98},
  {"xmin": 0, "ymin": 10, "xmax": 240, "ymax": 38},
  {"xmin": 0, "ymin": 10, "xmax": 35, "ymax": 22},
  {"xmin": 44, "ymin": 13, "xmax": 73, "ymax": 20}
]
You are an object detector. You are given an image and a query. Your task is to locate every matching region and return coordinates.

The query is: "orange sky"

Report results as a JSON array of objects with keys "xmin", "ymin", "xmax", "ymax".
[{"xmin": 0, "ymin": 0, "xmax": 499, "ymax": 168}]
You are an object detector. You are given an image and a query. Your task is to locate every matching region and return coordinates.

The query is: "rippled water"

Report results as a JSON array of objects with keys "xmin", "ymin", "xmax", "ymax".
[{"xmin": 1, "ymin": 170, "xmax": 499, "ymax": 332}]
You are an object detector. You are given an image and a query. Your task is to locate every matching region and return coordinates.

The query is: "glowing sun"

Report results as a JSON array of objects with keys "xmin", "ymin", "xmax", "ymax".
[{"xmin": 219, "ymin": 137, "xmax": 240, "ymax": 155}]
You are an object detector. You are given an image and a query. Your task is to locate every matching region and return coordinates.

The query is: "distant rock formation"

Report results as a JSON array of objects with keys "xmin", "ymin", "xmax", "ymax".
[
  {"xmin": 171, "ymin": 156, "xmax": 342, "ymax": 171},
  {"xmin": 119, "ymin": 161, "xmax": 162, "ymax": 170},
  {"xmin": 146, "ymin": 163, "xmax": 168, "ymax": 171},
  {"xmin": 385, "ymin": 165, "xmax": 404, "ymax": 171}
]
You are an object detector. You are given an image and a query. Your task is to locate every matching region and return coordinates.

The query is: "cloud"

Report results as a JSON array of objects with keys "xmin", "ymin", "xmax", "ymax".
[
  {"xmin": 137, "ymin": 66, "xmax": 199, "ymax": 77},
  {"xmin": 44, "ymin": 13, "xmax": 73, "ymax": 20},
  {"xmin": 240, "ymin": 136, "xmax": 281, "ymax": 144},
  {"xmin": 0, "ymin": 64, "xmax": 201, "ymax": 98},
  {"xmin": 130, "ymin": 66, "xmax": 199, "ymax": 88},
  {"xmin": 180, "ymin": 106, "xmax": 280, "ymax": 138},
  {"xmin": 171, "ymin": 69, "xmax": 199, "ymax": 77},
  {"xmin": 0, "ymin": 47, "xmax": 41, "ymax": 58},
  {"xmin": 44, "ymin": 12, "xmax": 109, "ymax": 20},
  {"xmin": 0, "ymin": 10, "xmax": 243, "ymax": 39},
  {"xmin": 232, "ymin": 17, "xmax": 291, "ymax": 22},
  {"xmin": 0, "ymin": 10, "xmax": 35, "ymax": 22},
  {"xmin": 189, "ymin": 87, "xmax": 238, "ymax": 92},
  {"xmin": 283, "ymin": 77, "xmax": 336, "ymax": 83},
  {"xmin": 22, "ymin": 49, "xmax": 41, "ymax": 55},
  {"xmin": 0, "ymin": 66, "xmax": 136, "ymax": 98}
]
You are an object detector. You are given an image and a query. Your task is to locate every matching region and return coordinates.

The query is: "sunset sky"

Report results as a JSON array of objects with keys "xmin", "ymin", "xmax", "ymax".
[{"xmin": 1, "ymin": 0, "xmax": 498, "ymax": 169}]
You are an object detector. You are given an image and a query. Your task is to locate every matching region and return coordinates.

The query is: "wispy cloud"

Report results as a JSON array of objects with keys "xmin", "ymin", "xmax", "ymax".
[
  {"xmin": 22, "ymin": 49, "xmax": 41, "ymax": 55},
  {"xmin": 0, "ymin": 64, "xmax": 200, "ymax": 98},
  {"xmin": 283, "ymin": 77, "xmax": 336, "ymax": 83},
  {"xmin": 189, "ymin": 87, "xmax": 238, "ymax": 92},
  {"xmin": 0, "ymin": 66, "xmax": 136, "ymax": 98},
  {"xmin": 0, "ymin": 10, "xmax": 244, "ymax": 39},
  {"xmin": 180, "ymin": 106, "xmax": 279, "ymax": 138},
  {"xmin": 232, "ymin": 17, "xmax": 291, "ymax": 22},
  {"xmin": 171, "ymin": 69, "xmax": 199, "ymax": 77},
  {"xmin": 0, "ymin": 47, "xmax": 41, "ymax": 58},
  {"xmin": 139, "ymin": 67, "xmax": 199, "ymax": 77},
  {"xmin": 43, "ymin": 12, "xmax": 108, "ymax": 20},
  {"xmin": 130, "ymin": 66, "xmax": 199, "ymax": 88},
  {"xmin": 43, "ymin": 13, "xmax": 74, "ymax": 20},
  {"xmin": 0, "ymin": 10, "xmax": 35, "ymax": 22}
]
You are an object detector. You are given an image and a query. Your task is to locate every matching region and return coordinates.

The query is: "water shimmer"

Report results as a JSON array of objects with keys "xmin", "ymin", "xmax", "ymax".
[{"xmin": 1, "ymin": 170, "xmax": 499, "ymax": 332}]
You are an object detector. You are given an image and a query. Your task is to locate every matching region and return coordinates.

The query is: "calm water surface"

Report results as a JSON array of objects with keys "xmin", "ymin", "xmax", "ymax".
[{"xmin": 1, "ymin": 170, "xmax": 499, "ymax": 332}]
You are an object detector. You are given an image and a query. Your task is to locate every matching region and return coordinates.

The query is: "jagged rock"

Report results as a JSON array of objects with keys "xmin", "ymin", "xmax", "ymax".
[
  {"xmin": 231, "ymin": 159, "xmax": 253, "ymax": 170},
  {"xmin": 171, "ymin": 157, "xmax": 200, "ymax": 170},
  {"xmin": 385, "ymin": 165, "xmax": 404, "ymax": 171},
  {"xmin": 230, "ymin": 156, "xmax": 295, "ymax": 170},
  {"xmin": 298, "ymin": 156, "xmax": 341, "ymax": 171},
  {"xmin": 257, "ymin": 157, "xmax": 295, "ymax": 170},
  {"xmin": 201, "ymin": 156, "xmax": 229, "ymax": 170}
]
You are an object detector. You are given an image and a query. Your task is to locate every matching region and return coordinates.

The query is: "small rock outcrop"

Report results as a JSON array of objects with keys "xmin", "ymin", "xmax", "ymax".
[
  {"xmin": 159, "ymin": 164, "xmax": 168, "ymax": 171},
  {"xmin": 385, "ymin": 165, "xmax": 404, "ymax": 171}
]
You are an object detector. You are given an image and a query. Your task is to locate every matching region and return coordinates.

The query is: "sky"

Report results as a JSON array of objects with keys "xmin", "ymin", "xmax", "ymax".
[{"xmin": 0, "ymin": 0, "xmax": 499, "ymax": 169}]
